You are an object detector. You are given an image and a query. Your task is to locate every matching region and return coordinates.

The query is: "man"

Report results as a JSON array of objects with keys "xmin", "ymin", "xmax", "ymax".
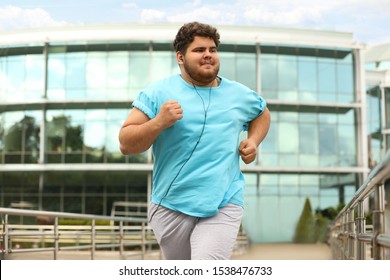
[{"xmin": 119, "ymin": 22, "xmax": 270, "ymax": 260}]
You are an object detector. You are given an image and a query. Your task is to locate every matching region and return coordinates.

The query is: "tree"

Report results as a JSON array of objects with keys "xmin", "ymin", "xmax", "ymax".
[{"xmin": 293, "ymin": 197, "xmax": 315, "ymax": 243}]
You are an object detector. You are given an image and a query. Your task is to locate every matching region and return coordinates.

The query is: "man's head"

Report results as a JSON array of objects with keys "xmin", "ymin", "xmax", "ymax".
[{"xmin": 173, "ymin": 22, "xmax": 220, "ymax": 55}]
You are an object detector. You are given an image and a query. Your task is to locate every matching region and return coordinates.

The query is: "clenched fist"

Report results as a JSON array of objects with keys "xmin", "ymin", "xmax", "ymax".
[
  {"xmin": 239, "ymin": 138, "xmax": 257, "ymax": 164},
  {"xmin": 155, "ymin": 100, "xmax": 183, "ymax": 129}
]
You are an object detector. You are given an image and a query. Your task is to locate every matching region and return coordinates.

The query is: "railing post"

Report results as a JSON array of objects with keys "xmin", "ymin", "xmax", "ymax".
[
  {"xmin": 356, "ymin": 201, "xmax": 366, "ymax": 259},
  {"xmin": 372, "ymin": 184, "xmax": 385, "ymax": 260},
  {"xmin": 91, "ymin": 219, "xmax": 96, "ymax": 260},
  {"xmin": 119, "ymin": 221, "xmax": 124, "ymax": 256},
  {"xmin": 141, "ymin": 222, "xmax": 146, "ymax": 260},
  {"xmin": 342, "ymin": 213, "xmax": 347, "ymax": 259},
  {"xmin": 2, "ymin": 214, "xmax": 9, "ymax": 257},
  {"xmin": 54, "ymin": 216, "xmax": 59, "ymax": 260},
  {"xmin": 347, "ymin": 209, "xmax": 355, "ymax": 259}
]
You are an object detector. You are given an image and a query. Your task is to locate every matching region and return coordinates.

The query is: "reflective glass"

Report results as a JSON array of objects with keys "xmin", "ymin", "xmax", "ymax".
[
  {"xmin": 236, "ymin": 53, "xmax": 256, "ymax": 91},
  {"xmin": 386, "ymin": 88, "xmax": 390, "ymax": 129},
  {"xmin": 278, "ymin": 122, "xmax": 298, "ymax": 153},
  {"xmin": 5, "ymin": 56, "xmax": 25, "ymax": 101},
  {"xmin": 86, "ymin": 52, "xmax": 107, "ymax": 98},
  {"xmin": 261, "ymin": 48, "xmax": 354, "ymax": 103},
  {"xmin": 299, "ymin": 123, "xmax": 319, "ymax": 153},
  {"xmin": 318, "ymin": 60, "xmax": 336, "ymax": 93},
  {"xmin": 319, "ymin": 124, "xmax": 337, "ymax": 154},
  {"xmin": 261, "ymin": 55, "xmax": 277, "ymax": 92},
  {"xmin": 66, "ymin": 52, "xmax": 87, "ymax": 90},
  {"xmin": 2, "ymin": 111, "xmax": 41, "ymax": 163},
  {"xmin": 298, "ymin": 58, "xmax": 317, "ymax": 101},
  {"xmin": 47, "ymin": 53, "xmax": 65, "ymax": 90},
  {"xmin": 278, "ymin": 55, "xmax": 297, "ymax": 91},
  {"xmin": 218, "ymin": 53, "xmax": 235, "ymax": 80},
  {"xmin": 44, "ymin": 109, "xmax": 145, "ymax": 164},
  {"xmin": 84, "ymin": 110, "xmax": 106, "ymax": 150},
  {"xmin": 0, "ymin": 57, "xmax": 5, "ymax": 101},
  {"xmin": 151, "ymin": 51, "xmax": 177, "ymax": 82},
  {"xmin": 129, "ymin": 51, "xmax": 150, "ymax": 99},
  {"xmin": 218, "ymin": 52, "xmax": 257, "ymax": 90},
  {"xmin": 25, "ymin": 54, "xmax": 44, "ymax": 99},
  {"xmin": 261, "ymin": 110, "xmax": 357, "ymax": 168},
  {"xmin": 337, "ymin": 64, "xmax": 354, "ymax": 96},
  {"xmin": 107, "ymin": 52, "xmax": 129, "ymax": 98}
]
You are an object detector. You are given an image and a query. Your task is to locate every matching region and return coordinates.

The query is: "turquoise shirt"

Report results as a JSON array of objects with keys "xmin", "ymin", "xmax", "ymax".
[{"xmin": 133, "ymin": 75, "xmax": 267, "ymax": 217}]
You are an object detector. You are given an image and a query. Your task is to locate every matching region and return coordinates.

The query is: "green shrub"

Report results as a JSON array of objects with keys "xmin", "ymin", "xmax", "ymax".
[
  {"xmin": 293, "ymin": 198, "xmax": 315, "ymax": 243},
  {"xmin": 59, "ymin": 219, "xmax": 110, "ymax": 226}
]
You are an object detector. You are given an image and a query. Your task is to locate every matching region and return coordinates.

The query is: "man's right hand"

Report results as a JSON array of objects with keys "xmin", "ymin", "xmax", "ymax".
[{"xmin": 155, "ymin": 100, "xmax": 183, "ymax": 129}]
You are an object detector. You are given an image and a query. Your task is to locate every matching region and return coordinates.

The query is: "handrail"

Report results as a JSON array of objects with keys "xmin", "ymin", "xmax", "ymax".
[
  {"xmin": 329, "ymin": 150, "xmax": 390, "ymax": 260},
  {"xmin": 0, "ymin": 207, "xmax": 159, "ymax": 260},
  {"xmin": 0, "ymin": 207, "xmax": 148, "ymax": 222},
  {"xmin": 338, "ymin": 150, "xmax": 390, "ymax": 214}
]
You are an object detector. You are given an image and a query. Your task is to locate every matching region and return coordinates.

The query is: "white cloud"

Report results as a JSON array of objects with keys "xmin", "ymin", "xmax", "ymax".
[
  {"xmin": 122, "ymin": 2, "xmax": 138, "ymax": 9},
  {"xmin": 0, "ymin": 6, "xmax": 68, "ymax": 30},
  {"xmin": 140, "ymin": 9, "xmax": 166, "ymax": 22},
  {"xmin": 244, "ymin": 6, "xmax": 322, "ymax": 25},
  {"xmin": 192, "ymin": 0, "xmax": 202, "ymax": 7},
  {"xmin": 167, "ymin": 5, "xmax": 236, "ymax": 25}
]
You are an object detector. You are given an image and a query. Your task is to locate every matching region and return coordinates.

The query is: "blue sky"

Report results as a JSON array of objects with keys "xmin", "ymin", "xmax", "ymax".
[{"xmin": 0, "ymin": 0, "xmax": 389, "ymax": 46}]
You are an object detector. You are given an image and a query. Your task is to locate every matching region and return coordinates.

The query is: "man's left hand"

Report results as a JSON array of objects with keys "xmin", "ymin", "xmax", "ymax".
[{"xmin": 239, "ymin": 139, "xmax": 257, "ymax": 164}]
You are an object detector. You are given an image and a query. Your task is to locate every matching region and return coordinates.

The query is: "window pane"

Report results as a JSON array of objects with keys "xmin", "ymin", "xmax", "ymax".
[
  {"xmin": 261, "ymin": 55, "xmax": 277, "ymax": 94},
  {"xmin": 66, "ymin": 53, "xmax": 86, "ymax": 90},
  {"xmin": 298, "ymin": 59, "xmax": 317, "ymax": 101},
  {"xmin": 86, "ymin": 52, "xmax": 107, "ymax": 98},
  {"xmin": 299, "ymin": 124, "xmax": 318, "ymax": 153},
  {"xmin": 278, "ymin": 122, "xmax": 298, "ymax": 153},
  {"xmin": 236, "ymin": 53, "xmax": 256, "ymax": 90},
  {"xmin": 318, "ymin": 60, "xmax": 336, "ymax": 94},
  {"xmin": 319, "ymin": 124, "xmax": 337, "ymax": 154}
]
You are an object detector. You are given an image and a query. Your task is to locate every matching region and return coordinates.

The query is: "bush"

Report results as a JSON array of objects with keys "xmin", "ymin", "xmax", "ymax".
[
  {"xmin": 59, "ymin": 219, "xmax": 110, "ymax": 226},
  {"xmin": 293, "ymin": 198, "xmax": 315, "ymax": 243}
]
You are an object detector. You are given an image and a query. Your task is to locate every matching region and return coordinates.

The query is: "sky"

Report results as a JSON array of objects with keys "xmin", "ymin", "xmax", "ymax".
[{"xmin": 0, "ymin": 0, "xmax": 389, "ymax": 47}]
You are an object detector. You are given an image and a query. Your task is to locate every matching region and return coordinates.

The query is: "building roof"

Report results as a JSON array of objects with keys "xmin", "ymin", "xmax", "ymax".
[
  {"xmin": 0, "ymin": 23, "xmax": 359, "ymax": 49},
  {"xmin": 365, "ymin": 43, "xmax": 390, "ymax": 63}
]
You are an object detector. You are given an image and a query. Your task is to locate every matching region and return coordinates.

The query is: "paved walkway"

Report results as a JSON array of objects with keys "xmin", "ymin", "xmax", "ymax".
[
  {"xmin": 233, "ymin": 243, "xmax": 332, "ymax": 260},
  {"xmin": 2, "ymin": 243, "xmax": 332, "ymax": 260}
]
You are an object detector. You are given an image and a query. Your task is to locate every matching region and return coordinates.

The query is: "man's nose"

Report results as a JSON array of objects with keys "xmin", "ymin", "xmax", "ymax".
[{"xmin": 203, "ymin": 50, "xmax": 212, "ymax": 58}]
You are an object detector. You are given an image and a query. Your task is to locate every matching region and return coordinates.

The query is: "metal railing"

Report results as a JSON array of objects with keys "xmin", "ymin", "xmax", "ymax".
[
  {"xmin": 329, "ymin": 150, "xmax": 390, "ymax": 260},
  {"xmin": 0, "ymin": 207, "xmax": 159, "ymax": 260}
]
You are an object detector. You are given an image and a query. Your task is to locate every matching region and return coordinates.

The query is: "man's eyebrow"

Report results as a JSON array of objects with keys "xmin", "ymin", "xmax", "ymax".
[{"xmin": 192, "ymin": 46, "xmax": 217, "ymax": 51}]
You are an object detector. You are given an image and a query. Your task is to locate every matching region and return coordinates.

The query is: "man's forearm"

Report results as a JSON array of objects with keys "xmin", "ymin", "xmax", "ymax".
[{"xmin": 119, "ymin": 118, "xmax": 164, "ymax": 155}]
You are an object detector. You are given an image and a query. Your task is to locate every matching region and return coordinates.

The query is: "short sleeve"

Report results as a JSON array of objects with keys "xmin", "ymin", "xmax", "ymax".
[
  {"xmin": 242, "ymin": 94, "xmax": 267, "ymax": 131},
  {"xmin": 132, "ymin": 91, "xmax": 157, "ymax": 119}
]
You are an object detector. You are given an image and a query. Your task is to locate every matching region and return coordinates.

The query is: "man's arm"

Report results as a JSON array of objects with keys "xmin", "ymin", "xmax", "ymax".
[
  {"xmin": 119, "ymin": 100, "xmax": 183, "ymax": 155},
  {"xmin": 239, "ymin": 107, "xmax": 271, "ymax": 164}
]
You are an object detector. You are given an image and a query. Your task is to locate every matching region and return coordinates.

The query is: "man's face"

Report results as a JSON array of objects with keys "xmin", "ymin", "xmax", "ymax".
[{"xmin": 180, "ymin": 36, "xmax": 220, "ymax": 86}]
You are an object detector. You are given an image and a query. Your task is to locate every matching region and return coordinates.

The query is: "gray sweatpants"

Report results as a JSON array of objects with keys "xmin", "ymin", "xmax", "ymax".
[{"xmin": 148, "ymin": 202, "xmax": 243, "ymax": 260}]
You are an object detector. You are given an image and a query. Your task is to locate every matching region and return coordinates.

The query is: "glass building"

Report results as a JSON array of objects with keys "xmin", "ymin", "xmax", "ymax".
[
  {"xmin": 0, "ymin": 24, "xmax": 373, "ymax": 242},
  {"xmin": 365, "ymin": 43, "xmax": 390, "ymax": 166}
]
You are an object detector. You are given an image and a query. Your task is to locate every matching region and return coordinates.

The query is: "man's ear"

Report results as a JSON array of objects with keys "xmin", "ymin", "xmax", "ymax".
[{"xmin": 176, "ymin": 52, "xmax": 184, "ymax": 64}]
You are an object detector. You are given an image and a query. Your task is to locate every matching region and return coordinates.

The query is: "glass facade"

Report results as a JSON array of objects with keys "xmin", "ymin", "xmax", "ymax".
[{"xmin": 0, "ymin": 26, "xmax": 366, "ymax": 242}]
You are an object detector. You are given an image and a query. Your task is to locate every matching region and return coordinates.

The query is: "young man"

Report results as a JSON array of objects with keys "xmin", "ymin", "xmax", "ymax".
[{"xmin": 119, "ymin": 22, "xmax": 270, "ymax": 260}]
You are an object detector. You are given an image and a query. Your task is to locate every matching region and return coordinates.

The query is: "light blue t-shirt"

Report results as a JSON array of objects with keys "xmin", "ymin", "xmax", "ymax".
[{"xmin": 132, "ymin": 75, "xmax": 267, "ymax": 217}]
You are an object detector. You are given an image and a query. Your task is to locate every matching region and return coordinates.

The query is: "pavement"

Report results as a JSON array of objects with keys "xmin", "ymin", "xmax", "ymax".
[
  {"xmin": 1, "ymin": 243, "xmax": 332, "ymax": 260},
  {"xmin": 233, "ymin": 243, "xmax": 332, "ymax": 260}
]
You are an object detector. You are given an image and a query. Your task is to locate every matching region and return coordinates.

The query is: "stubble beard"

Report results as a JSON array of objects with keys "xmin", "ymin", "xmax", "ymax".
[{"xmin": 183, "ymin": 61, "xmax": 220, "ymax": 86}]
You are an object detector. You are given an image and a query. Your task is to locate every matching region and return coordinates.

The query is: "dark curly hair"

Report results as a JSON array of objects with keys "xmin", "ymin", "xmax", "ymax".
[{"xmin": 173, "ymin": 22, "xmax": 220, "ymax": 54}]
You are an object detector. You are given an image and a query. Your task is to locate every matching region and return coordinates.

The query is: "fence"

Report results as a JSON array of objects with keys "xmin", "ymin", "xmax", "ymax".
[
  {"xmin": 0, "ymin": 207, "xmax": 158, "ymax": 260},
  {"xmin": 329, "ymin": 150, "xmax": 390, "ymax": 259}
]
